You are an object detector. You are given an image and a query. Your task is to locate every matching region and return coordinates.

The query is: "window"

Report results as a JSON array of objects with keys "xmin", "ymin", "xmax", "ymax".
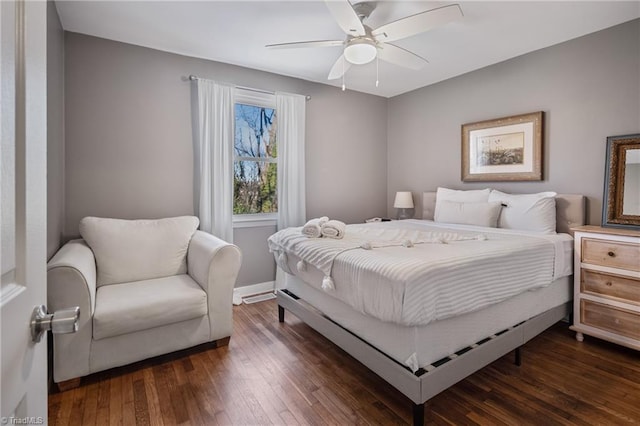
[{"xmin": 233, "ymin": 91, "xmax": 277, "ymax": 215}]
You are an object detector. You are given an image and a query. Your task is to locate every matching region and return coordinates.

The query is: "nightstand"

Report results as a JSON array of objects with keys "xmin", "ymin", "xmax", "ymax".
[{"xmin": 570, "ymin": 225, "xmax": 640, "ymax": 350}]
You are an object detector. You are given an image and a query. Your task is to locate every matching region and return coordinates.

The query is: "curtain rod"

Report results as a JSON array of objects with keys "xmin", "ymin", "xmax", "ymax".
[{"xmin": 188, "ymin": 75, "xmax": 311, "ymax": 101}]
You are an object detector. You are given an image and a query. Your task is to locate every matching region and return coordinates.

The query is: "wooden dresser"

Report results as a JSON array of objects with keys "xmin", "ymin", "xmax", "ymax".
[{"xmin": 570, "ymin": 225, "xmax": 640, "ymax": 350}]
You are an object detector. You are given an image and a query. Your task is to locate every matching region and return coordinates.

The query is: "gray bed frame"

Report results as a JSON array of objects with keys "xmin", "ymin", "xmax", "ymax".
[
  {"xmin": 276, "ymin": 193, "xmax": 585, "ymax": 425},
  {"xmin": 278, "ymin": 290, "xmax": 569, "ymax": 425}
]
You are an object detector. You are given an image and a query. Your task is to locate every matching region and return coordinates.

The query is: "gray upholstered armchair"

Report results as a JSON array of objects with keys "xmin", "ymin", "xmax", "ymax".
[{"xmin": 47, "ymin": 216, "xmax": 241, "ymax": 390}]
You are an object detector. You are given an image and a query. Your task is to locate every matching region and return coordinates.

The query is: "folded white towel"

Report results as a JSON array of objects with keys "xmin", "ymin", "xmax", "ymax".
[
  {"xmin": 321, "ymin": 220, "xmax": 346, "ymax": 239},
  {"xmin": 302, "ymin": 216, "xmax": 329, "ymax": 238}
]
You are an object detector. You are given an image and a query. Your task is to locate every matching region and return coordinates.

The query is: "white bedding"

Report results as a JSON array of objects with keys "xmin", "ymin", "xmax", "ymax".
[{"xmin": 268, "ymin": 220, "xmax": 573, "ymax": 327}]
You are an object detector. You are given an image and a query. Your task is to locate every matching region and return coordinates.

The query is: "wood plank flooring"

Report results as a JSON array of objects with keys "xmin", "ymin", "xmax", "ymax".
[{"xmin": 49, "ymin": 299, "xmax": 640, "ymax": 425}]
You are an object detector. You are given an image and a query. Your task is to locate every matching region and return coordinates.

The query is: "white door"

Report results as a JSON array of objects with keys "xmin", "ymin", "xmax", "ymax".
[{"xmin": 1, "ymin": 0, "xmax": 49, "ymax": 423}]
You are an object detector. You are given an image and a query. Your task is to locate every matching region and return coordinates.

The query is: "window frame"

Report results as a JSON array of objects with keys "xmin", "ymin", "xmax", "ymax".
[{"xmin": 232, "ymin": 89, "xmax": 278, "ymax": 227}]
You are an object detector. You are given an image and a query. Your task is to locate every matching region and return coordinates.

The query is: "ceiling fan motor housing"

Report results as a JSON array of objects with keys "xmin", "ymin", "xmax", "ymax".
[{"xmin": 352, "ymin": 2, "xmax": 377, "ymax": 21}]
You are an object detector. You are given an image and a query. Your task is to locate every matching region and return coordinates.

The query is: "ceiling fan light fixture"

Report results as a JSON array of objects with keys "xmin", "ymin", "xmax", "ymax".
[{"xmin": 344, "ymin": 40, "xmax": 377, "ymax": 65}]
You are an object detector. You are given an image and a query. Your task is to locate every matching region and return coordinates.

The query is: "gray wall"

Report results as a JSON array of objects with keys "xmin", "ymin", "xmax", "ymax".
[
  {"xmin": 47, "ymin": 1, "xmax": 65, "ymax": 259},
  {"xmin": 64, "ymin": 33, "xmax": 388, "ymax": 287},
  {"xmin": 233, "ymin": 226, "xmax": 276, "ymax": 287},
  {"xmin": 387, "ymin": 19, "xmax": 640, "ymax": 225}
]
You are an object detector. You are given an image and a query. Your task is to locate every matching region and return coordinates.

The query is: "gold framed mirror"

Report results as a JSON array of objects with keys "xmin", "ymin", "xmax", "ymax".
[{"xmin": 602, "ymin": 133, "xmax": 640, "ymax": 230}]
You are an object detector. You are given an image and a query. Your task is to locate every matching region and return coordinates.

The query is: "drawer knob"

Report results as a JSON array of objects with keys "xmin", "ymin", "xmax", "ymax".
[
  {"xmin": 605, "ymin": 281, "xmax": 613, "ymax": 287},
  {"xmin": 607, "ymin": 251, "xmax": 616, "ymax": 257}
]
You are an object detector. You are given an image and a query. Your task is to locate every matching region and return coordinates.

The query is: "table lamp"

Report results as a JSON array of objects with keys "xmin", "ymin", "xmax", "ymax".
[{"xmin": 394, "ymin": 191, "xmax": 414, "ymax": 220}]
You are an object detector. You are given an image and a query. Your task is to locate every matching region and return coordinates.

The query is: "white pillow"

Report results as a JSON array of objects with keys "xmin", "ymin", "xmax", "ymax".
[
  {"xmin": 435, "ymin": 187, "xmax": 491, "ymax": 220},
  {"xmin": 434, "ymin": 200, "xmax": 502, "ymax": 228},
  {"xmin": 488, "ymin": 190, "xmax": 557, "ymax": 234},
  {"xmin": 80, "ymin": 216, "xmax": 200, "ymax": 286},
  {"xmin": 436, "ymin": 187, "xmax": 491, "ymax": 203}
]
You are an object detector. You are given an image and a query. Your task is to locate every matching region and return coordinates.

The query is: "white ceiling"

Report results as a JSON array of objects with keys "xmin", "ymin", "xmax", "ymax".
[{"xmin": 56, "ymin": 1, "xmax": 640, "ymax": 98}]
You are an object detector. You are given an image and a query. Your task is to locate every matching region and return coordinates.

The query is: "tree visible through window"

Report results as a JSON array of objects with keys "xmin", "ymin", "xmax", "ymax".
[{"xmin": 233, "ymin": 103, "xmax": 277, "ymax": 214}]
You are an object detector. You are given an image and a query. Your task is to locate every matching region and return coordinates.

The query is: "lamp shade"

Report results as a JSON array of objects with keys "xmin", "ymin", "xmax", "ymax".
[{"xmin": 393, "ymin": 191, "xmax": 414, "ymax": 209}]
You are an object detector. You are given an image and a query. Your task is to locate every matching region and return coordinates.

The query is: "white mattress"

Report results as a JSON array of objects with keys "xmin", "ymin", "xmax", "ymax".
[
  {"xmin": 270, "ymin": 220, "xmax": 573, "ymax": 327},
  {"xmin": 284, "ymin": 273, "xmax": 572, "ymax": 372}
]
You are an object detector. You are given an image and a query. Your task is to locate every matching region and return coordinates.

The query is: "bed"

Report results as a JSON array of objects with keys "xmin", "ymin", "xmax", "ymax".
[{"xmin": 270, "ymin": 191, "xmax": 585, "ymax": 425}]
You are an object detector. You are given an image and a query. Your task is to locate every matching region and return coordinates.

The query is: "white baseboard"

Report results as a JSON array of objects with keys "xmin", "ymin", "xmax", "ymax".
[{"xmin": 233, "ymin": 281, "xmax": 275, "ymax": 305}]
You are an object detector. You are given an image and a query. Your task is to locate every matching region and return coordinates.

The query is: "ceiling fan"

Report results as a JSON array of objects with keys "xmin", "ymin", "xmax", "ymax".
[{"xmin": 266, "ymin": 0, "xmax": 463, "ymax": 83}]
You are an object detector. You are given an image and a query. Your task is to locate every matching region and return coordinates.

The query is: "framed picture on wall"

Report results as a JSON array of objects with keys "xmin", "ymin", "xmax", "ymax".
[{"xmin": 461, "ymin": 111, "xmax": 543, "ymax": 182}]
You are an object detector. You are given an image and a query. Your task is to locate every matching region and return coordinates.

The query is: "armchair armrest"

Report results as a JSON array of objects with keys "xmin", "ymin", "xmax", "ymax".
[
  {"xmin": 188, "ymin": 231, "xmax": 242, "ymax": 341},
  {"xmin": 47, "ymin": 239, "xmax": 97, "ymax": 382}
]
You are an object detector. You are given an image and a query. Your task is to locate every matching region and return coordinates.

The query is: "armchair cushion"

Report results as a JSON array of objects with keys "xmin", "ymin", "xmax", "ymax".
[
  {"xmin": 79, "ymin": 216, "xmax": 199, "ymax": 286},
  {"xmin": 93, "ymin": 274, "xmax": 207, "ymax": 340}
]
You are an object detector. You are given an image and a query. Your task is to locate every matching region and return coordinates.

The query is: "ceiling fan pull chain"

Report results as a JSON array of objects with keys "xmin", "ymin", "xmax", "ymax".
[
  {"xmin": 376, "ymin": 55, "xmax": 379, "ymax": 87},
  {"xmin": 342, "ymin": 57, "xmax": 346, "ymax": 91}
]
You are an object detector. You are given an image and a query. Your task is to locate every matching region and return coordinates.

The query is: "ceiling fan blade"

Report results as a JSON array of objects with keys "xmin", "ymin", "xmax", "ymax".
[
  {"xmin": 372, "ymin": 4, "xmax": 463, "ymax": 43},
  {"xmin": 266, "ymin": 40, "xmax": 344, "ymax": 49},
  {"xmin": 328, "ymin": 54, "xmax": 352, "ymax": 80},
  {"xmin": 377, "ymin": 43, "xmax": 428, "ymax": 70},
  {"xmin": 324, "ymin": 0, "xmax": 365, "ymax": 37}
]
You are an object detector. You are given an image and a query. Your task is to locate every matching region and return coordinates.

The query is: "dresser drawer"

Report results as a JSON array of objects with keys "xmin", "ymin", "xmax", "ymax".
[
  {"xmin": 581, "ymin": 269, "xmax": 640, "ymax": 305},
  {"xmin": 581, "ymin": 238, "xmax": 640, "ymax": 271},
  {"xmin": 581, "ymin": 300, "xmax": 640, "ymax": 341}
]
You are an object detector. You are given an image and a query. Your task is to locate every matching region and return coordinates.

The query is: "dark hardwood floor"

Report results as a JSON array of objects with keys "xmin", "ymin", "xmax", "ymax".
[{"xmin": 49, "ymin": 299, "xmax": 640, "ymax": 425}]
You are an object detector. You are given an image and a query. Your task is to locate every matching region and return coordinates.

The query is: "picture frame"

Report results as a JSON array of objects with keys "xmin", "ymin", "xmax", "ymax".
[
  {"xmin": 602, "ymin": 133, "xmax": 640, "ymax": 230},
  {"xmin": 461, "ymin": 111, "xmax": 543, "ymax": 182}
]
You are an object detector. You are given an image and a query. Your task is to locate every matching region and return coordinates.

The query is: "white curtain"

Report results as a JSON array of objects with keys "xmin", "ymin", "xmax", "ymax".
[
  {"xmin": 195, "ymin": 79, "xmax": 235, "ymax": 243},
  {"xmin": 275, "ymin": 92, "xmax": 306, "ymax": 290},
  {"xmin": 276, "ymin": 92, "xmax": 306, "ymax": 230}
]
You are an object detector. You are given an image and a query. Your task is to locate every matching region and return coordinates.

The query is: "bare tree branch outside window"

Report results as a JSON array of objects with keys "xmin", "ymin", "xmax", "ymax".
[{"xmin": 233, "ymin": 103, "xmax": 277, "ymax": 214}]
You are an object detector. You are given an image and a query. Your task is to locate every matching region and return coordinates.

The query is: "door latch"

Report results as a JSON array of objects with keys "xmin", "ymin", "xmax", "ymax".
[{"xmin": 30, "ymin": 305, "xmax": 80, "ymax": 343}]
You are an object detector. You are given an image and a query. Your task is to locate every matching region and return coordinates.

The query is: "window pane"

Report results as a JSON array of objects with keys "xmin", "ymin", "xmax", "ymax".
[
  {"xmin": 234, "ymin": 160, "xmax": 277, "ymax": 214},
  {"xmin": 234, "ymin": 103, "xmax": 277, "ymax": 159}
]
